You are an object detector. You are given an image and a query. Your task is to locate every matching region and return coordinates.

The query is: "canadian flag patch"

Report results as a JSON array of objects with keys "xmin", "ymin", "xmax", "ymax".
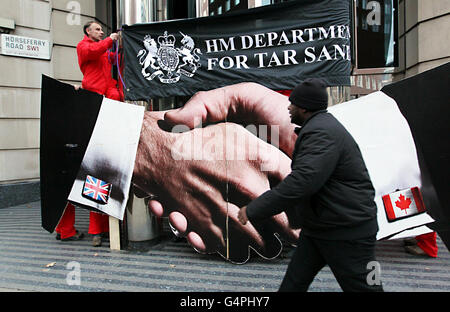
[{"xmin": 382, "ymin": 187, "xmax": 426, "ymax": 222}]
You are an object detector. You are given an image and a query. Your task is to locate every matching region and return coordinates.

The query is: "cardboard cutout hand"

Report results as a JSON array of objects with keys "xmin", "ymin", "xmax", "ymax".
[
  {"xmin": 132, "ymin": 111, "xmax": 295, "ymax": 263},
  {"xmin": 132, "ymin": 83, "xmax": 301, "ymax": 262}
]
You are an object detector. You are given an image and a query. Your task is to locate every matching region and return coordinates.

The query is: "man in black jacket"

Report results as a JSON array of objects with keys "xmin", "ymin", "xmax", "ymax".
[{"xmin": 238, "ymin": 78, "xmax": 383, "ymax": 292}]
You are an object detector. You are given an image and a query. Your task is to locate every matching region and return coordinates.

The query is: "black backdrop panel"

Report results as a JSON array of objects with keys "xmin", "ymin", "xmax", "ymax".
[
  {"xmin": 382, "ymin": 62, "xmax": 450, "ymax": 249},
  {"xmin": 40, "ymin": 75, "xmax": 103, "ymax": 232}
]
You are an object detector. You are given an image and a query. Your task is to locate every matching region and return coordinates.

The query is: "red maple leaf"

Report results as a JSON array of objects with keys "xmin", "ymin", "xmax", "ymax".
[{"xmin": 395, "ymin": 194, "xmax": 412, "ymax": 213}]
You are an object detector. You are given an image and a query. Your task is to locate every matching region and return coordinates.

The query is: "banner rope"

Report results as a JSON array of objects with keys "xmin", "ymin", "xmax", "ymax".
[{"xmin": 107, "ymin": 29, "xmax": 127, "ymax": 91}]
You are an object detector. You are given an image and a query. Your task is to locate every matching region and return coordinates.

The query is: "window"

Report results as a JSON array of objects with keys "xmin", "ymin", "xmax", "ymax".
[{"xmin": 209, "ymin": 0, "xmax": 247, "ymax": 16}]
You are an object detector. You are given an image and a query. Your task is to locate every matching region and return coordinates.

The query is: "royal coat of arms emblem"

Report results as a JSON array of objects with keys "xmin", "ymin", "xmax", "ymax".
[{"xmin": 137, "ymin": 31, "xmax": 202, "ymax": 84}]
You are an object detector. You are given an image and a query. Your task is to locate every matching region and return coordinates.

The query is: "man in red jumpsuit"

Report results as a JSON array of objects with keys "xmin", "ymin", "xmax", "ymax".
[{"xmin": 55, "ymin": 21, "xmax": 123, "ymax": 247}]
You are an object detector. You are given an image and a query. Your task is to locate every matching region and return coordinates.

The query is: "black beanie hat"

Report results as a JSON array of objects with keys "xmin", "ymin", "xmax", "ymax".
[{"xmin": 289, "ymin": 78, "xmax": 328, "ymax": 111}]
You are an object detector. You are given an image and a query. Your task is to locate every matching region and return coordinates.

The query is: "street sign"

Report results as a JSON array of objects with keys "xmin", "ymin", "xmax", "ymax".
[{"xmin": 1, "ymin": 34, "xmax": 51, "ymax": 60}]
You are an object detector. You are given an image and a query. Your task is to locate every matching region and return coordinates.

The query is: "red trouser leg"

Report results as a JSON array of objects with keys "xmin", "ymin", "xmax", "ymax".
[
  {"xmin": 105, "ymin": 86, "xmax": 122, "ymax": 101},
  {"xmin": 88, "ymin": 211, "xmax": 109, "ymax": 235},
  {"xmin": 416, "ymin": 232, "xmax": 438, "ymax": 258},
  {"xmin": 55, "ymin": 203, "xmax": 77, "ymax": 239}
]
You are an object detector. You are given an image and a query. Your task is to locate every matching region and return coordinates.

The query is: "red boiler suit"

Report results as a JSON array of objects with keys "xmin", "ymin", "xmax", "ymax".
[
  {"xmin": 55, "ymin": 36, "xmax": 124, "ymax": 239},
  {"xmin": 77, "ymin": 35, "xmax": 123, "ymax": 101},
  {"xmin": 416, "ymin": 232, "xmax": 438, "ymax": 258}
]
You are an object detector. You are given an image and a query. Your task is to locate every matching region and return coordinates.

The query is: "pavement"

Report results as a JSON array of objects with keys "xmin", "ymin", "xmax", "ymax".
[{"xmin": 0, "ymin": 201, "xmax": 449, "ymax": 292}]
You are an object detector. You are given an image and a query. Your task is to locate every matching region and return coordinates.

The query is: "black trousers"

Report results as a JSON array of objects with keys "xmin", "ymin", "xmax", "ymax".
[{"xmin": 279, "ymin": 232, "xmax": 384, "ymax": 292}]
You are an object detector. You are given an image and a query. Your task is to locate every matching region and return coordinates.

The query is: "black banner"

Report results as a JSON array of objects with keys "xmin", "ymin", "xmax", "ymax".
[{"xmin": 122, "ymin": 0, "xmax": 351, "ymax": 100}]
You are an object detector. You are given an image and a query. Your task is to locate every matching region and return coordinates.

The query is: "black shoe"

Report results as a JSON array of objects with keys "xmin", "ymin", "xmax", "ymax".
[
  {"xmin": 405, "ymin": 245, "xmax": 427, "ymax": 256},
  {"xmin": 403, "ymin": 238, "xmax": 417, "ymax": 246},
  {"xmin": 61, "ymin": 231, "xmax": 84, "ymax": 241},
  {"xmin": 92, "ymin": 234, "xmax": 102, "ymax": 247},
  {"xmin": 56, "ymin": 233, "xmax": 61, "ymax": 240}
]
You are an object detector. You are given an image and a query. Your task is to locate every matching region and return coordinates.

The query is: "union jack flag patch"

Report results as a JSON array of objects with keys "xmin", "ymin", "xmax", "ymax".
[{"xmin": 82, "ymin": 175, "xmax": 112, "ymax": 204}]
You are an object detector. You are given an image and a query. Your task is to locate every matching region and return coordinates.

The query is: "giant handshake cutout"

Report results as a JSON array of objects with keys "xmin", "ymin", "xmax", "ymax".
[{"xmin": 131, "ymin": 83, "xmax": 301, "ymax": 263}]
